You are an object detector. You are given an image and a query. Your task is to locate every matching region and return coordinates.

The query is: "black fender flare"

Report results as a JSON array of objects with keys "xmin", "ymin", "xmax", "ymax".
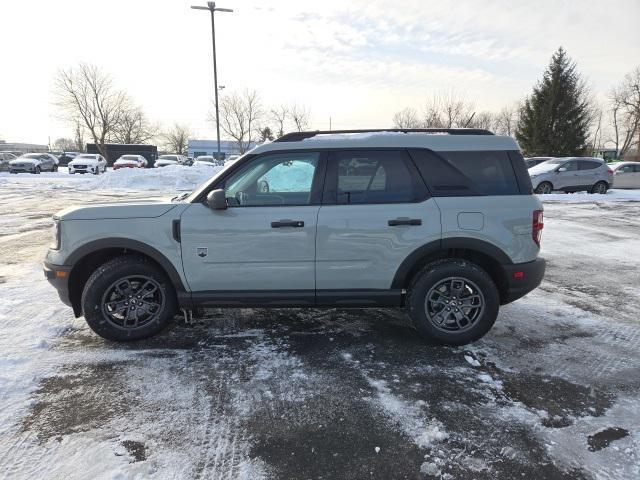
[
  {"xmin": 391, "ymin": 237, "xmax": 512, "ymax": 289},
  {"xmin": 65, "ymin": 238, "xmax": 187, "ymax": 292}
]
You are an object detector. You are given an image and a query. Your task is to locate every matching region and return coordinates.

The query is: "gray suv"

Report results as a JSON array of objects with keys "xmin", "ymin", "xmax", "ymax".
[
  {"xmin": 44, "ymin": 129, "xmax": 545, "ymax": 345},
  {"xmin": 529, "ymin": 157, "xmax": 613, "ymax": 194}
]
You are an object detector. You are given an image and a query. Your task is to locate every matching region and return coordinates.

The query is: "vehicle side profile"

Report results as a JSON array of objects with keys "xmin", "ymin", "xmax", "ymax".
[
  {"xmin": 194, "ymin": 155, "xmax": 224, "ymax": 167},
  {"xmin": 68, "ymin": 154, "xmax": 107, "ymax": 174},
  {"xmin": 9, "ymin": 153, "xmax": 58, "ymax": 173},
  {"xmin": 0, "ymin": 151, "xmax": 17, "ymax": 171},
  {"xmin": 44, "ymin": 129, "xmax": 545, "ymax": 345},
  {"xmin": 528, "ymin": 157, "xmax": 613, "ymax": 194},
  {"xmin": 610, "ymin": 161, "xmax": 640, "ymax": 189}
]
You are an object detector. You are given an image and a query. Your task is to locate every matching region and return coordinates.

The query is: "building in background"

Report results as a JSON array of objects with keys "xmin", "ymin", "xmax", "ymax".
[
  {"xmin": 188, "ymin": 139, "xmax": 257, "ymax": 160},
  {"xmin": 0, "ymin": 140, "xmax": 48, "ymax": 154}
]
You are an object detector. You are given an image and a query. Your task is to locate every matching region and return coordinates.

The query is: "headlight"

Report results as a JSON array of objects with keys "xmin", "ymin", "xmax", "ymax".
[{"xmin": 51, "ymin": 218, "xmax": 61, "ymax": 250}]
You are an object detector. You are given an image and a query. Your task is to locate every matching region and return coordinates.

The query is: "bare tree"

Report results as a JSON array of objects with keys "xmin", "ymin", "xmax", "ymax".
[
  {"xmin": 290, "ymin": 103, "xmax": 311, "ymax": 132},
  {"xmin": 392, "ymin": 107, "xmax": 421, "ymax": 128},
  {"xmin": 608, "ymin": 67, "xmax": 640, "ymax": 158},
  {"xmin": 218, "ymin": 89, "xmax": 263, "ymax": 153},
  {"xmin": 493, "ymin": 103, "xmax": 520, "ymax": 136},
  {"xmin": 162, "ymin": 124, "xmax": 191, "ymax": 154},
  {"xmin": 73, "ymin": 119, "xmax": 86, "ymax": 151},
  {"xmin": 270, "ymin": 105, "xmax": 289, "ymax": 138},
  {"xmin": 54, "ymin": 63, "xmax": 127, "ymax": 158},
  {"xmin": 53, "ymin": 138, "xmax": 76, "ymax": 151},
  {"xmin": 110, "ymin": 100, "xmax": 158, "ymax": 144},
  {"xmin": 424, "ymin": 91, "xmax": 475, "ymax": 128}
]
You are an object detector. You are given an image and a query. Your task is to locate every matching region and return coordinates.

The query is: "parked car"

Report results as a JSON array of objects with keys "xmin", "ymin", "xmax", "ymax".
[
  {"xmin": 610, "ymin": 162, "xmax": 640, "ymax": 189},
  {"xmin": 225, "ymin": 154, "xmax": 240, "ymax": 165},
  {"xmin": 528, "ymin": 157, "xmax": 613, "ymax": 194},
  {"xmin": 154, "ymin": 154, "xmax": 187, "ymax": 167},
  {"xmin": 9, "ymin": 153, "xmax": 58, "ymax": 173},
  {"xmin": 113, "ymin": 155, "xmax": 147, "ymax": 170},
  {"xmin": 525, "ymin": 157, "xmax": 553, "ymax": 169},
  {"xmin": 58, "ymin": 152, "xmax": 80, "ymax": 166},
  {"xmin": 0, "ymin": 151, "xmax": 17, "ymax": 171},
  {"xmin": 68, "ymin": 154, "xmax": 107, "ymax": 174},
  {"xmin": 44, "ymin": 128, "xmax": 545, "ymax": 345},
  {"xmin": 194, "ymin": 155, "xmax": 224, "ymax": 167}
]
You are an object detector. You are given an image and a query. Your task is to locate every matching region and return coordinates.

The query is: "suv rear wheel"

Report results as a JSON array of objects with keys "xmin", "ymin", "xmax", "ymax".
[
  {"xmin": 408, "ymin": 259, "xmax": 499, "ymax": 345},
  {"xmin": 81, "ymin": 256, "xmax": 177, "ymax": 341},
  {"xmin": 590, "ymin": 181, "xmax": 608, "ymax": 194},
  {"xmin": 535, "ymin": 182, "xmax": 552, "ymax": 194}
]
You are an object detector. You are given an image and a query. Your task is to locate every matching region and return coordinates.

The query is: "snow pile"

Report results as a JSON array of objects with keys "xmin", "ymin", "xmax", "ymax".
[
  {"xmin": 94, "ymin": 165, "xmax": 223, "ymax": 191},
  {"xmin": 540, "ymin": 189, "xmax": 640, "ymax": 202}
]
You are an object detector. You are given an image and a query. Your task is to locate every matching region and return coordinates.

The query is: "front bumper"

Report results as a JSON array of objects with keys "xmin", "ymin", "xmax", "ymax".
[
  {"xmin": 501, "ymin": 257, "xmax": 546, "ymax": 304},
  {"xmin": 10, "ymin": 167, "xmax": 36, "ymax": 173},
  {"xmin": 43, "ymin": 262, "xmax": 73, "ymax": 308}
]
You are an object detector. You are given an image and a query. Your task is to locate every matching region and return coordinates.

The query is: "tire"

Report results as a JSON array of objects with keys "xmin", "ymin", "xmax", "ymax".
[
  {"xmin": 534, "ymin": 182, "xmax": 552, "ymax": 194},
  {"xmin": 408, "ymin": 259, "xmax": 500, "ymax": 346},
  {"xmin": 53, "ymin": 165, "xmax": 58, "ymax": 172},
  {"xmin": 81, "ymin": 256, "xmax": 177, "ymax": 341},
  {"xmin": 590, "ymin": 181, "xmax": 608, "ymax": 194},
  {"xmin": 34, "ymin": 166, "xmax": 41, "ymax": 174}
]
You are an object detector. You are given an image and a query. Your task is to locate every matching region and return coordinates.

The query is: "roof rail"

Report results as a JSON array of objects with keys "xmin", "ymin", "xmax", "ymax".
[{"xmin": 274, "ymin": 128, "xmax": 494, "ymax": 142}]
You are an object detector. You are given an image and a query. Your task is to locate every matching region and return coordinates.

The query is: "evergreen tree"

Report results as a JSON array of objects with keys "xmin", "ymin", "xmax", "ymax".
[{"xmin": 516, "ymin": 47, "xmax": 591, "ymax": 156}]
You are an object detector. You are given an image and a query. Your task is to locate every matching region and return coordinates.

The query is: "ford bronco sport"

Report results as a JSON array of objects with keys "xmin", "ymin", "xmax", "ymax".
[{"xmin": 44, "ymin": 129, "xmax": 545, "ymax": 345}]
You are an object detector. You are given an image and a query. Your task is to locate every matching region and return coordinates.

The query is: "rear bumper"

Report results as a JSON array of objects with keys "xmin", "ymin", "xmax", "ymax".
[
  {"xmin": 43, "ymin": 262, "xmax": 73, "ymax": 308},
  {"xmin": 501, "ymin": 257, "xmax": 546, "ymax": 304}
]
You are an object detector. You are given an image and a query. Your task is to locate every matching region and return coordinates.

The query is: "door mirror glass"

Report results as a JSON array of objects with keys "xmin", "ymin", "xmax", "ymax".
[{"xmin": 207, "ymin": 189, "xmax": 228, "ymax": 210}]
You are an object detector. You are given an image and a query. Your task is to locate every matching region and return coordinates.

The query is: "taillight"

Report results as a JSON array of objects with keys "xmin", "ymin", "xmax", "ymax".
[
  {"xmin": 607, "ymin": 167, "xmax": 613, "ymax": 174},
  {"xmin": 533, "ymin": 210, "xmax": 544, "ymax": 246}
]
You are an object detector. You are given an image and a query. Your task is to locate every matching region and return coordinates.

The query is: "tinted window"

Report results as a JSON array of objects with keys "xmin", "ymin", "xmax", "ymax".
[
  {"xmin": 437, "ymin": 151, "xmax": 520, "ymax": 195},
  {"xmin": 561, "ymin": 160, "xmax": 578, "ymax": 171},
  {"xmin": 224, "ymin": 152, "xmax": 319, "ymax": 206},
  {"xmin": 618, "ymin": 165, "xmax": 634, "ymax": 173},
  {"xmin": 579, "ymin": 160, "xmax": 602, "ymax": 170},
  {"xmin": 333, "ymin": 150, "xmax": 418, "ymax": 204}
]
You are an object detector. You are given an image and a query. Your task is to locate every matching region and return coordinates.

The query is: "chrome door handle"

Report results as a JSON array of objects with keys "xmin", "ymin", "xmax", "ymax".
[{"xmin": 271, "ymin": 219, "xmax": 304, "ymax": 228}]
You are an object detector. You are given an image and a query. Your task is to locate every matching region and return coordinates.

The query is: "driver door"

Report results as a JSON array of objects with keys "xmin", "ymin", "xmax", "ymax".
[{"xmin": 180, "ymin": 151, "xmax": 324, "ymax": 304}]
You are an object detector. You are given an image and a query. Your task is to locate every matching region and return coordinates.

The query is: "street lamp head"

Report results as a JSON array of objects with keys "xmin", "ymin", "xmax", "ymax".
[{"xmin": 207, "ymin": 1, "xmax": 215, "ymax": 8}]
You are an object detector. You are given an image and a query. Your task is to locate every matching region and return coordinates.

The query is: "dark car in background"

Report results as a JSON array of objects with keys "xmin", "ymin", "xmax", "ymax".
[
  {"xmin": 525, "ymin": 157, "xmax": 553, "ymax": 169},
  {"xmin": 58, "ymin": 152, "xmax": 80, "ymax": 166}
]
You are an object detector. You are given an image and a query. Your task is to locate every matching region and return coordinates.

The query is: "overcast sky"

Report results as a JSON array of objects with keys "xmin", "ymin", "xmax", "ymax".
[{"xmin": 1, "ymin": 0, "xmax": 638, "ymax": 144}]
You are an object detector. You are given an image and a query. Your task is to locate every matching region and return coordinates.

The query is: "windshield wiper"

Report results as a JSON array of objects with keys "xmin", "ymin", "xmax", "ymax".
[{"xmin": 171, "ymin": 192, "xmax": 190, "ymax": 202}]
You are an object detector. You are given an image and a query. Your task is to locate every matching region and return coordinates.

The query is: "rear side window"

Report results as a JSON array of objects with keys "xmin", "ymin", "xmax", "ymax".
[
  {"xmin": 437, "ymin": 151, "xmax": 520, "ymax": 195},
  {"xmin": 579, "ymin": 160, "xmax": 602, "ymax": 170},
  {"xmin": 328, "ymin": 150, "xmax": 425, "ymax": 204}
]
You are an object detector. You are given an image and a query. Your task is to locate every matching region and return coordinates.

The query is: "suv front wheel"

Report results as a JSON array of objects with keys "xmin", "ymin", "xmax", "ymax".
[
  {"xmin": 81, "ymin": 256, "xmax": 177, "ymax": 341},
  {"xmin": 408, "ymin": 259, "xmax": 499, "ymax": 345}
]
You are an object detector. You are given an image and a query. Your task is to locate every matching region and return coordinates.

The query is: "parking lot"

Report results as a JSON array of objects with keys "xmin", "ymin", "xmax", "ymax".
[{"xmin": 0, "ymin": 173, "xmax": 639, "ymax": 479}]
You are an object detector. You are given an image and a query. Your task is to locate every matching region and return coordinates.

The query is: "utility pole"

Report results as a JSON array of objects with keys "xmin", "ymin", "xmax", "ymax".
[{"xmin": 191, "ymin": 2, "xmax": 233, "ymax": 160}]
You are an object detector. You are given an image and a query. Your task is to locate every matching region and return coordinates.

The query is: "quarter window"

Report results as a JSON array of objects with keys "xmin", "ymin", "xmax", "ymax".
[
  {"xmin": 223, "ymin": 152, "xmax": 320, "ymax": 206},
  {"xmin": 333, "ymin": 150, "xmax": 418, "ymax": 204},
  {"xmin": 437, "ymin": 151, "xmax": 520, "ymax": 195}
]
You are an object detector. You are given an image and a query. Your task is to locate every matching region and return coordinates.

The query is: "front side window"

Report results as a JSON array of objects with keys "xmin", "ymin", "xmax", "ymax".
[
  {"xmin": 618, "ymin": 165, "xmax": 634, "ymax": 173},
  {"xmin": 561, "ymin": 160, "xmax": 578, "ymax": 171},
  {"xmin": 579, "ymin": 160, "xmax": 601, "ymax": 170},
  {"xmin": 224, "ymin": 152, "xmax": 319, "ymax": 206},
  {"xmin": 332, "ymin": 150, "xmax": 417, "ymax": 204}
]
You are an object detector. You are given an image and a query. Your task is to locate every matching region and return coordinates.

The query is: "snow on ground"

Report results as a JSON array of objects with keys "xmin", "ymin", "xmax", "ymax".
[
  {"xmin": 0, "ymin": 174, "xmax": 639, "ymax": 479},
  {"xmin": 541, "ymin": 189, "xmax": 640, "ymax": 202}
]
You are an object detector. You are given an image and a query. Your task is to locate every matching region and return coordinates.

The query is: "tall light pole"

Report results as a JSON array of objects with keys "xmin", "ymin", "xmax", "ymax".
[{"xmin": 191, "ymin": 2, "xmax": 233, "ymax": 161}]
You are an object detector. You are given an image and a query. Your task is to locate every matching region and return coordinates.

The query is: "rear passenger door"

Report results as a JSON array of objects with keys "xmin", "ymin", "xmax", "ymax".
[
  {"xmin": 315, "ymin": 149, "xmax": 441, "ymax": 300},
  {"xmin": 578, "ymin": 160, "xmax": 603, "ymax": 189}
]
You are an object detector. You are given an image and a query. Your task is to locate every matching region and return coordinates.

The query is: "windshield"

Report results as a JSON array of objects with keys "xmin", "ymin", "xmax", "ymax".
[
  {"xmin": 76, "ymin": 154, "xmax": 97, "ymax": 159},
  {"xmin": 542, "ymin": 159, "xmax": 567, "ymax": 165},
  {"xmin": 197, "ymin": 157, "xmax": 214, "ymax": 162},
  {"xmin": 121, "ymin": 155, "xmax": 139, "ymax": 160},
  {"xmin": 23, "ymin": 153, "xmax": 42, "ymax": 159},
  {"xmin": 159, "ymin": 155, "xmax": 177, "ymax": 161}
]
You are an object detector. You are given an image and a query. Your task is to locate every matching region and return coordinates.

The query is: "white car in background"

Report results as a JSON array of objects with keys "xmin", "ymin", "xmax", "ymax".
[
  {"xmin": 0, "ymin": 151, "xmax": 17, "ymax": 171},
  {"xmin": 9, "ymin": 153, "xmax": 58, "ymax": 173},
  {"xmin": 193, "ymin": 155, "xmax": 224, "ymax": 167},
  {"xmin": 114, "ymin": 155, "xmax": 147, "ymax": 170},
  {"xmin": 225, "ymin": 154, "xmax": 240, "ymax": 165},
  {"xmin": 610, "ymin": 162, "xmax": 640, "ymax": 189},
  {"xmin": 68, "ymin": 154, "xmax": 107, "ymax": 174},
  {"xmin": 154, "ymin": 154, "xmax": 187, "ymax": 167}
]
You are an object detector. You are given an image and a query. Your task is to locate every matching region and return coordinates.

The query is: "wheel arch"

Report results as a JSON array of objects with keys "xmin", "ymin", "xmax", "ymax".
[
  {"xmin": 392, "ymin": 238, "xmax": 511, "ymax": 303},
  {"xmin": 66, "ymin": 238, "xmax": 186, "ymax": 317}
]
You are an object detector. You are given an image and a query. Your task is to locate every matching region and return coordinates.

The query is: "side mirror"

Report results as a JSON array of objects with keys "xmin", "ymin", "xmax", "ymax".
[
  {"xmin": 206, "ymin": 189, "xmax": 228, "ymax": 210},
  {"xmin": 557, "ymin": 167, "xmax": 567, "ymax": 172}
]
